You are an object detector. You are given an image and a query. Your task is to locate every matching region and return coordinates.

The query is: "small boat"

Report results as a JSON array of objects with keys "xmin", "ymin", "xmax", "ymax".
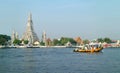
[
  {"xmin": 73, "ymin": 43, "xmax": 103, "ymax": 53},
  {"xmin": 74, "ymin": 47, "xmax": 103, "ymax": 52}
]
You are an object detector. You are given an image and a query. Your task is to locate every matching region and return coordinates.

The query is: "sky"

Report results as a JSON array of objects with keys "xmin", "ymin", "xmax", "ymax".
[{"xmin": 0, "ymin": 0, "xmax": 120, "ymax": 40}]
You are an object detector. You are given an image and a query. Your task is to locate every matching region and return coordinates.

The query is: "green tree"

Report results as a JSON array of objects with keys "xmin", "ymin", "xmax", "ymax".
[
  {"xmin": 13, "ymin": 39, "xmax": 21, "ymax": 45},
  {"xmin": 68, "ymin": 38, "xmax": 77, "ymax": 45},
  {"xmin": 59, "ymin": 37, "xmax": 64, "ymax": 45},
  {"xmin": 0, "ymin": 34, "xmax": 11, "ymax": 45},
  {"xmin": 40, "ymin": 41, "xmax": 45, "ymax": 46},
  {"xmin": 97, "ymin": 38, "xmax": 104, "ymax": 43},
  {"xmin": 53, "ymin": 39, "xmax": 60, "ymax": 46},
  {"xmin": 60, "ymin": 37, "xmax": 77, "ymax": 45},
  {"xmin": 24, "ymin": 40, "xmax": 29, "ymax": 44},
  {"xmin": 103, "ymin": 37, "xmax": 112, "ymax": 43},
  {"xmin": 60, "ymin": 37, "xmax": 69, "ymax": 45}
]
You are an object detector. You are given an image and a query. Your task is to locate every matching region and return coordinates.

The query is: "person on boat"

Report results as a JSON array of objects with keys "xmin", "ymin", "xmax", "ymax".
[
  {"xmin": 90, "ymin": 45, "xmax": 95, "ymax": 51},
  {"xmin": 94, "ymin": 46, "xmax": 96, "ymax": 50},
  {"xmin": 85, "ymin": 46, "xmax": 88, "ymax": 50}
]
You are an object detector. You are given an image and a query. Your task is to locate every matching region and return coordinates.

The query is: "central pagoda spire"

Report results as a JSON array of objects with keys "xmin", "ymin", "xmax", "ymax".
[
  {"xmin": 22, "ymin": 13, "xmax": 39, "ymax": 45},
  {"xmin": 27, "ymin": 13, "xmax": 33, "ymax": 32}
]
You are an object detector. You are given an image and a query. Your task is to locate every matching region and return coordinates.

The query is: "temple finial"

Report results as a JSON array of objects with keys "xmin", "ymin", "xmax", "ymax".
[{"xmin": 28, "ymin": 12, "xmax": 32, "ymax": 21}]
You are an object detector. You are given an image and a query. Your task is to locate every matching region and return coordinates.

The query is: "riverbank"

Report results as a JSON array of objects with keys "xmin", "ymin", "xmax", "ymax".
[{"xmin": 0, "ymin": 45, "xmax": 83, "ymax": 49}]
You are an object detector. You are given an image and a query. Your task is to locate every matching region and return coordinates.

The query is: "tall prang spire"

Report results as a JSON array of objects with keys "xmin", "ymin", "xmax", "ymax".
[
  {"xmin": 27, "ymin": 13, "xmax": 33, "ymax": 31},
  {"xmin": 28, "ymin": 13, "xmax": 32, "ymax": 20},
  {"xmin": 28, "ymin": 13, "xmax": 32, "ymax": 24},
  {"xmin": 22, "ymin": 13, "xmax": 39, "ymax": 45}
]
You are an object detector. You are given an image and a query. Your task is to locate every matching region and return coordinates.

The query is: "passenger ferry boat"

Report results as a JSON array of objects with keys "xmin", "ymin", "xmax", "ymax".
[{"xmin": 74, "ymin": 43, "xmax": 103, "ymax": 53}]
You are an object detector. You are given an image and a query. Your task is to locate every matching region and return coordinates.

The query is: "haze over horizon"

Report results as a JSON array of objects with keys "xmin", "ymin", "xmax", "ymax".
[{"xmin": 0, "ymin": 0, "xmax": 120, "ymax": 40}]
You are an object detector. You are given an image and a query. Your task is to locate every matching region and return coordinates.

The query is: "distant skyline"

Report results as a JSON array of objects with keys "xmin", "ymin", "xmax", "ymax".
[{"xmin": 0, "ymin": 0, "xmax": 120, "ymax": 40}]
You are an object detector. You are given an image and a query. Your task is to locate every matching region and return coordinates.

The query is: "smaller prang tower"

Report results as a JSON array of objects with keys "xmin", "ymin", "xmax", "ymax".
[
  {"xmin": 42, "ymin": 31, "xmax": 47, "ymax": 43},
  {"xmin": 11, "ymin": 30, "xmax": 19, "ymax": 44}
]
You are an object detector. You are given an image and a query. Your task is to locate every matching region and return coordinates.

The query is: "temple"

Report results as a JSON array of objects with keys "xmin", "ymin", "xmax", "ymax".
[{"xmin": 22, "ymin": 13, "xmax": 39, "ymax": 45}]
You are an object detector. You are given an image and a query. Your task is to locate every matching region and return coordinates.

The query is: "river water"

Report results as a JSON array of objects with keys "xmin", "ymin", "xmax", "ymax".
[{"xmin": 0, "ymin": 48, "xmax": 120, "ymax": 73}]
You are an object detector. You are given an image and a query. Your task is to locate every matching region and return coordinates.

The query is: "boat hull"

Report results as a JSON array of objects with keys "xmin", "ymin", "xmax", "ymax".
[{"xmin": 74, "ymin": 47, "xmax": 103, "ymax": 53}]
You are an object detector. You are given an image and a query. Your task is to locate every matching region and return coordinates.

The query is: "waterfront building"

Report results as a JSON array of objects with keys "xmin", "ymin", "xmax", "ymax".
[
  {"xmin": 116, "ymin": 40, "xmax": 120, "ymax": 47},
  {"xmin": 65, "ymin": 41, "xmax": 72, "ymax": 47},
  {"xmin": 22, "ymin": 13, "xmax": 39, "ymax": 45},
  {"xmin": 74, "ymin": 37, "xmax": 83, "ymax": 45},
  {"xmin": 46, "ymin": 38, "xmax": 52, "ymax": 46},
  {"xmin": 117, "ymin": 40, "xmax": 120, "ymax": 45}
]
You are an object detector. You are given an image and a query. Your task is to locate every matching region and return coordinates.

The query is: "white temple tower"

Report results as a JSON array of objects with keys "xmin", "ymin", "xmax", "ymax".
[
  {"xmin": 22, "ymin": 13, "xmax": 39, "ymax": 44},
  {"xmin": 42, "ymin": 31, "xmax": 47, "ymax": 43},
  {"xmin": 11, "ymin": 30, "xmax": 19, "ymax": 44}
]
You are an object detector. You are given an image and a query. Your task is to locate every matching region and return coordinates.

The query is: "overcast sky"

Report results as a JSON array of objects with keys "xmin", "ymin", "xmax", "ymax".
[{"xmin": 0, "ymin": 0, "xmax": 120, "ymax": 40}]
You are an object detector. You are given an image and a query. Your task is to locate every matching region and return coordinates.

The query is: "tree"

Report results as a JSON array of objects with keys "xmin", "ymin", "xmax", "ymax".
[
  {"xmin": 97, "ymin": 38, "xmax": 104, "ymax": 43},
  {"xmin": 53, "ymin": 39, "xmax": 60, "ymax": 46},
  {"xmin": 60, "ymin": 37, "xmax": 68, "ymax": 45},
  {"xmin": 68, "ymin": 38, "xmax": 77, "ymax": 45},
  {"xmin": 60, "ymin": 37, "xmax": 77, "ymax": 46},
  {"xmin": 24, "ymin": 40, "xmax": 29, "ymax": 44},
  {"xmin": 13, "ymin": 39, "xmax": 21, "ymax": 45},
  {"xmin": 40, "ymin": 41, "xmax": 45, "ymax": 46},
  {"xmin": 103, "ymin": 37, "xmax": 112, "ymax": 43},
  {"xmin": 0, "ymin": 34, "xmax": 11, "ymax": 45}
]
